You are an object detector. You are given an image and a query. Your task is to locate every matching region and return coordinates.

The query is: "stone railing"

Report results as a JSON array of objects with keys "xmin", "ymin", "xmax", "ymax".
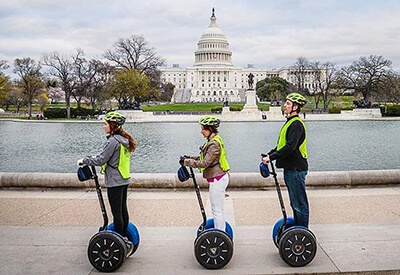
[{"xmin": 1, "ymin": 169, "xmax": 399, "ymax": 189}]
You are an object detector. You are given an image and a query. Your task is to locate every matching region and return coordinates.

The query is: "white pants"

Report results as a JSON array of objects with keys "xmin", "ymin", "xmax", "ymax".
[{"xmin": 209, "ymin": 173, "xmax": 229, "ymax": 231}]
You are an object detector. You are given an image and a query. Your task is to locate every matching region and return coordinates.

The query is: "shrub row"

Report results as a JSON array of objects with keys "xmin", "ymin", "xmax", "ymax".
[
  {"xmin": 44, "ymin": 107, "xmax": 100, "ymax": 118},
  {"xmin": 380, "ymin": 104, "xmax": 400, "ymax": 116},
  {"xmin": 328, "ymin": 107, "xmax": 341, "ymax": 114}
]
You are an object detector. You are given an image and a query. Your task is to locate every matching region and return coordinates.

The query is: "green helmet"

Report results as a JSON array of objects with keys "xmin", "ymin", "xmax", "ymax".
[
  {"xmin": 199, "ymin": 115, "xmax": 220, "ymax": 128},
  {"xmin": 286, "ymin": 93, "xmax": 307, "ymax": 106},
  {"xmin": 104, "ymin": 111, "xmax": 126, "ymax": 126}
]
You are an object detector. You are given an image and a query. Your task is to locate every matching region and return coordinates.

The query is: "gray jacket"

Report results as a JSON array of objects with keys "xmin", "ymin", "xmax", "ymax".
[{"xmin": 83, "ymin": 134, "xmax": 130, "ymax": 188}]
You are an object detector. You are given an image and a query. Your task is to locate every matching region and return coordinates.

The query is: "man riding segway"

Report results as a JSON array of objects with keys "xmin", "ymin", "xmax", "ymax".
[{"xmin": 262, "ymin": 93, "xmax": 310, "ymax": 228}]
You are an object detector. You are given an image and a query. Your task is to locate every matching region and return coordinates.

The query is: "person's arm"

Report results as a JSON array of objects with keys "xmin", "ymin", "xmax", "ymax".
[
  {"xmin": 269, "ymin": 121, "xmax": 303, "ymax": 161},
  {"xmin": 267, "ymin": 147, "xmax": 277, "ymax": 155},
  {"xmin": 83, "ymin": 138, "xmax": 118, "ymax": 166},
  {"xmin": 184, "ymin": 142, "xmax": 220, "ymax": 169}
]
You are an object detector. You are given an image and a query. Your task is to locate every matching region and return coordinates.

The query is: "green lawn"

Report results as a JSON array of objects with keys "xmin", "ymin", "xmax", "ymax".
[
  {"xmin": 142, "ymin": 103, "xmax": 270, "ymax": 112},
  {"xmin": 2, "ymin": 96, "xmax": 356, "ymax": 115}
]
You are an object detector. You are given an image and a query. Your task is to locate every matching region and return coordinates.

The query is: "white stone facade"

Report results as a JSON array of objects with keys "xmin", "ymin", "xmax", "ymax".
[{"xmin": 160, "ymin": 9, "xmax": 320, "ymax": 103}]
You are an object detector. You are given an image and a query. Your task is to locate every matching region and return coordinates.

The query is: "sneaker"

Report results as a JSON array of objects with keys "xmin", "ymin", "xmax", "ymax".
[{"xmin": 124, "ymin": 238, "xmax": 134, "ymax": 258}]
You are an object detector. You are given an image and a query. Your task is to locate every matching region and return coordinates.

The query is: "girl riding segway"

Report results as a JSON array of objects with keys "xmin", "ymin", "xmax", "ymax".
[
  {"xmin": 77, "ymin": 111, "xmax": 138, "ymax": 257},
  {"xmin": 180, "ymin": 115, "xmax": 230, "ymax": 231}
]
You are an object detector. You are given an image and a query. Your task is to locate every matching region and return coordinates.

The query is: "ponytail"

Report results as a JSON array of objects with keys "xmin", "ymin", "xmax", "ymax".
[
  {"xmin": 116, "ymin": 128, "xmax": 137, "ymax": 152},
  {"xmin": 108, "ymin": 121, "xmax": 138, "ymax": 152}
]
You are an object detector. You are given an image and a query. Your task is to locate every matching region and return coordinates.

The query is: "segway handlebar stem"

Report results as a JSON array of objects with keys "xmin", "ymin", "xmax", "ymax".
[
  {"xmin": 269, "ymin": 162, "xmax": 288, "ymax": 226},
  {"xmin": 90, "ymin": 166, "xmax": 109, "ymax": 231},
  {"xmin": 189, "ymin": 167, "xmax": 207, "ymax": 231}
]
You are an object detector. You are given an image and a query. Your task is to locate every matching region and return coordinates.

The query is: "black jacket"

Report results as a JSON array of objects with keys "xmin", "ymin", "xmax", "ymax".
[{"xmin": 268, "ymin": 115, "xmax": 308, "ymax": 171}]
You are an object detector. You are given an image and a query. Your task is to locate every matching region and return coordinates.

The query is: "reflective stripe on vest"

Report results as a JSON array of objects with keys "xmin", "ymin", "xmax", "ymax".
[
  {"xmin": 199, "ymin": 134, "xmax": 230, "ymax": 172},
  {"xmin": 277, "ymin": 116, "xmax": 308, "ymax": 159},
  {"xmin": 101, "ymin": 144, "xmax": 131, "ymax": 180}
]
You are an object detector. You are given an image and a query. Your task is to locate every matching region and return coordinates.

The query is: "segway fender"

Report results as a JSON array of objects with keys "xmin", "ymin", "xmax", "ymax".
[
  {"xmin": 197, "ymin": 218, "xmax": 233, "ymax": 239},
  {"xmin": 272, "ymin": 217, "xmax": 295, "ymax": 247},
  {"xmin": 107, "ymin": 222, "xmax": 140, "ymax": 246}
]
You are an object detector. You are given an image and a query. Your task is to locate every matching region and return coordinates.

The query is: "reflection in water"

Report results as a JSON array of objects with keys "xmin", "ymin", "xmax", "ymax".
[{"xmin": 0, "ymin": 120, "xmax": 399, "ymax": 173}]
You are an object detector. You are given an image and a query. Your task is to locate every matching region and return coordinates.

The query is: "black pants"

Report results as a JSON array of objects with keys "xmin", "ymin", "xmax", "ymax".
[{"xmin": 107, "ymin": 184, "xmax": 129, "ymax": 237}]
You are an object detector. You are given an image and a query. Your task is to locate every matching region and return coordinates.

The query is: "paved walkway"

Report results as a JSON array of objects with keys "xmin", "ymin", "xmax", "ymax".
[{"xmin": 1, "ymin": 187, "xmax": 400, "ymax": 274}]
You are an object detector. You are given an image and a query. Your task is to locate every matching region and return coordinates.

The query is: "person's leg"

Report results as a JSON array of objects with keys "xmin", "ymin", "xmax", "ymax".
[
  {"xmin": 121, "ymin": 184, "xmax": 129, "ymax": 237},
  {"xmin": 107, "ymin": 185, "xmax": 124, "ymax": 235},
  {"xmin": 209, "ymin": 174, "xmax": 229, "ymax": 231},
  {"xmin": 283, "ymin": 170, "xmax": 309, "ymax": 228}
]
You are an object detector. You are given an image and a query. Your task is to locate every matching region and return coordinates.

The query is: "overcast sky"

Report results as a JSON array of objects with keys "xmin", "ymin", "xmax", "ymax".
[{"xmin": 1, "ymin": 0, "xmax": 400, "ymax": 76}]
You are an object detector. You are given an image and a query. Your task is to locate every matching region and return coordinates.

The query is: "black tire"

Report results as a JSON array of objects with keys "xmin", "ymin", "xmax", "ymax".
[
  {"xmin": 194, "ymin": 230, "xmax": 234, "ymax": 269},
  {"xmin": 278, "ymin": 228, "xmax": 317, "ymax": 267},
  {"xmin": 87, "ymin": 232, "xmax": 127, "ymax": 272}
]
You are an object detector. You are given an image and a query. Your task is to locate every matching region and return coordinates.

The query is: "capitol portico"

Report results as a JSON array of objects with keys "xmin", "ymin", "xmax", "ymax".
[{"xmin": 161, "ymin": 9, "xmax": 316, "ymax": 103}]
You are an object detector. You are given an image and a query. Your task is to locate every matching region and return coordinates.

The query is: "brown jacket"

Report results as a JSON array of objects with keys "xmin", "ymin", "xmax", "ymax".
[{"xmin": 184, "ymin": 140, "xmax": 224, "ymax": 179}]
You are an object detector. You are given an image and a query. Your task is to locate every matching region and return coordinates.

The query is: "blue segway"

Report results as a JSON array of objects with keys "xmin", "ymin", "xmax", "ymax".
[
  {"xmin": 77, "ymin": 165, "xmax": 140, "ymax": 272},
  {"xmin": 259, "ymin": 158, "xmax": 317, "ymax": 267},
  {"xmin": 177, "ymin": 165, "xmax": 234, "ymax": 269}
]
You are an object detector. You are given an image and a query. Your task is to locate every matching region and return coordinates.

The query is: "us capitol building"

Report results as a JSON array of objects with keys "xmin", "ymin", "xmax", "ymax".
[{"xmin": 160, "ymin": 9, "xmax": 317, "ymax": 103}]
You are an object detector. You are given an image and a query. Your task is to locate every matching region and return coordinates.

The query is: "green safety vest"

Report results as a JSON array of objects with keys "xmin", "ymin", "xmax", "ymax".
[
  {"xmin": 277, "ymin": 116, "xmax": 308, "ymax": 159},
  {"xmin": 199, "ymin": 134, "xmax": 230, "ymax": 172},
  {"xmin": 101, "ymin": 144, "xmax": 131, "ymax": 180}
]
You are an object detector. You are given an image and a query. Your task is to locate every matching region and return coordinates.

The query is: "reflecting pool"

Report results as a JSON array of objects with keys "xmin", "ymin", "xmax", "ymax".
[{"xmin": 0, "ymin": 120, "xmax": 399, "ymax": 173}]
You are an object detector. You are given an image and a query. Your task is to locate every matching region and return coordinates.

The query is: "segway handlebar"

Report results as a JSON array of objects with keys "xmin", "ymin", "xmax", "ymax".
[
  {"xmin": 189, "ymin": 167, "xmax": 207, "ymax": 232},
  {"xmin": 90, "ymin": 166, "xmax": 109, "ymax": 231},
  {"xmin": 260, "ymin": 156, "xmax": 288, "ymax": 227}
]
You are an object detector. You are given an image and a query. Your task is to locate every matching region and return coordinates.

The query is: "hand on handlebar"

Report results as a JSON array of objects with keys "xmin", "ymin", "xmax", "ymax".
[
  {"xmin": 179, "ymin": 156, "xmax": 186, "ymax": 166},
  {"xmin": 261, "ymin": 154, "xmax": 270, "ymax": 164},
  {"xmin": 77, "ymin": 158, "xmax": 84, "ymax": 166}
]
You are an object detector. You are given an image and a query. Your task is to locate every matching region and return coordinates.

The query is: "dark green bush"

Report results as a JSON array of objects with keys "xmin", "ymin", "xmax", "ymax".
[
  {"xmin": 328, "ymin": 107, "xmax": 341, "ymax": 114},
  {"xmin": 381, "ymin": 104, "xmax": 400, "ymax": 116},
  {"xmin": 211, "ymin": 107, "xmax": 222, "ymax": 113},
  {"xmin": 44, "ymin": 107, "xmax": 99, "ymax": 118},
  {"xmin": 44, "ymin": 108, "xmax": 67, "ymax": 118},
  {"xmin": 229, "ymin": 106, "xmax": 242, "ymax": 111}
]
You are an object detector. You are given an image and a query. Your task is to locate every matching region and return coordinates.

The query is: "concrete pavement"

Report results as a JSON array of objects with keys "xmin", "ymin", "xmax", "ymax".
[{"xmin": 1, "ymin": 187, "xmax": 400, "ymax": 274}]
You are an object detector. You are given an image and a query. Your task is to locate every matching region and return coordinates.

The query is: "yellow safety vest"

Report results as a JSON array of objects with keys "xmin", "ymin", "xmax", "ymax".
[
  {"xmin": 101, "ymin": 144, "xmax": 131, "ymax": 180},
  {"xmin": 277, "ymin": 116, "xmax": 308, "ymax": 159},
  {"xmin": 199, "ymin": 134, "xmax": 230, "ymax": 172}
]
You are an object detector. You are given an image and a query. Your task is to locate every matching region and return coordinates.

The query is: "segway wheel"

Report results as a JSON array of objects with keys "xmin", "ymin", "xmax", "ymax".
[
  {"xmin": 278, "ymin": 227, "xmax": 317, "ymax": 267},
  {"xmin": 194, "ymin": 230, "xmax": 234, "ymax": 269},
  {"xmin": 108, "ymin": 222, "xmax": 140, "ymax": 256},
  {"xmin": 87, "ymin": 232, "xmax": 127, "ymax": 272}
]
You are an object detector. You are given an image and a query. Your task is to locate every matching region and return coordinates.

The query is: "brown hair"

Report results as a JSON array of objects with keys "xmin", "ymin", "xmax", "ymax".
[
  {"xmin": 203, "ymin": 125, "xmax": 219, "ymax": 134},
  {"xmin": 107, "ymin": 121, "xmax": 137, "ymax": 152}
]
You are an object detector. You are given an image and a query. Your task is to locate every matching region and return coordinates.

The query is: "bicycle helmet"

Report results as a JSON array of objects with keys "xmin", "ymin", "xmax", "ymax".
[
  {"xmin": 199, "ymin": 115, "xmax": 220, "ymax": 128},
  {"xmin": 177, "ymin": 166, "xmax": 190, "ymax": 182},
  {"xmin": 104, "ymin": 111, "xmax": 126, "ymax": 126},
  {"xmin": 286, "ymin": 93, "xmax": 307, "ymax": 106}
]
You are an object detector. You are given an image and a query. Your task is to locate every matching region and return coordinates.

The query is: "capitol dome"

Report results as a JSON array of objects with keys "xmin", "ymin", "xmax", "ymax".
[{"xmin": 194, "ymin": 8, "xmax": 233, "ymax": 66}]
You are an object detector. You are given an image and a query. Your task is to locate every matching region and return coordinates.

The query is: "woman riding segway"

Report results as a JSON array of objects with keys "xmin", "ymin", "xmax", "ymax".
[
  {"xmin": 181, "ymin": 115, "xmax": 230, "ymax": 232},
  {"xmin": 179, "ymin": 115, "xmax": 234, "ymax": 269},
  {"xmin": 77, "ymin": 111, "xmax": 140, "ymax": 271}
]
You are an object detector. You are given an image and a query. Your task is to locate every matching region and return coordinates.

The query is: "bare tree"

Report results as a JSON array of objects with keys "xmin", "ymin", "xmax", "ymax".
[
  {"xmin": 336, "ymin": 55, "xmax": 392, "ymax": 103},
  {"xmin": 310, "ymin": 61, "xmax": 338, "ymax": 112},
  {"xmin": 290, "ymin": 57, "xmax": 310, "ymax": 94},
  {"xmin": 87, "ymin": 61, "xmax": 115, "ymax": 110},
  {"xmin": 6, "ymin": 84, "xmax": 25, "ymax": 113},
  {"xmin": 378, "ymin": 72, "xmax": 400, "ymax": 104},
  {"xmin": 13, "ymin": 58, "xmax": 43, "ymax": 117},
  {"xmin": 0, "ymin": 60, "xmax": 9, "ymax": 72},
  {"xmin": 105, "ymin": 35, "xmax": 165, "ymax": 73},
  {"xmin": 71, "ymin": 49, "xmax": 99, "ymax": 109},
  {"xmin": 42, "ymin": 52, "xmax": 76, "ymax": 118},
  {"xmin": 105, "ymin": 35, "xmax": 165, "ymax": 105}
]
